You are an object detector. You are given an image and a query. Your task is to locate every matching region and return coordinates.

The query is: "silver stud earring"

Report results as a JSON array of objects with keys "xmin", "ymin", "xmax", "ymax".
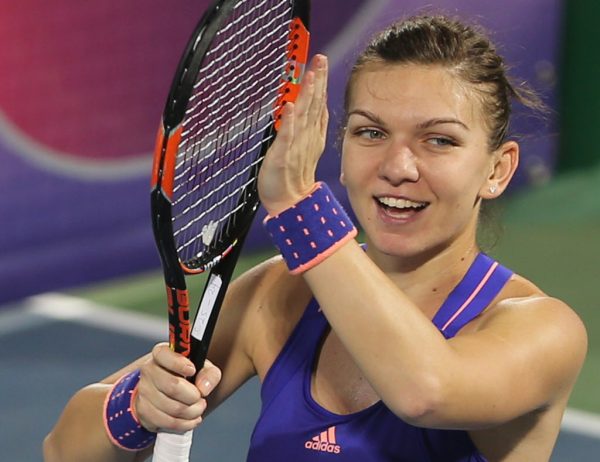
[{"xmin": 489, "ymin": 184, "xmax": 498, "ymax": 194}]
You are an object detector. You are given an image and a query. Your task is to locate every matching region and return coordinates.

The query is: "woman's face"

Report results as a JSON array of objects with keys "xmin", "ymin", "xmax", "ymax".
[{"xmin": 341, "ymin": 63, "xmax": 505, "ymax": 260}]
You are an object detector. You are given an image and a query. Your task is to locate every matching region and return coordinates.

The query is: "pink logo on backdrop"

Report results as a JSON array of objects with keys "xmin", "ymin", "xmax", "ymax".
[
  {"xmin": 0, "ymin": 0, "xmax": 367, "ymax": 177},
  {"xmin": 0, "ymin": 1, "xmax": 206, "ymax": 176}
]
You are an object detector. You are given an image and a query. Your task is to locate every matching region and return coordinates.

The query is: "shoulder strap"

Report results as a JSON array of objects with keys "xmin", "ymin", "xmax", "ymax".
[{"xmin": 432, "ymin": 253, "xmax": 513, "ymax": 339}]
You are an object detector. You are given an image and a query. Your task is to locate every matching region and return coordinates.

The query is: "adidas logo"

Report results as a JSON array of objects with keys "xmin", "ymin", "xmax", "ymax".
[{"xmin": 304, "ymin": 426, "xmax": 342, "ymax": 454}]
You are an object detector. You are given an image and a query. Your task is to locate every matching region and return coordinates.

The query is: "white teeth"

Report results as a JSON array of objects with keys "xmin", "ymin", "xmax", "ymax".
[{"xmin": 378, "ymin": 197, "xmax": 427, "ymax": 209}]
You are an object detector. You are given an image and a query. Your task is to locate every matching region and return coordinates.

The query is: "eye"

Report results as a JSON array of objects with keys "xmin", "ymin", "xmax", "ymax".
[
  {"xmin": 426, "ymin": 136, "xmax": 458, "ymax": 147},
  {"xmin": 354, "ymin": 128, "xmax": 386, "ymax": 140}
]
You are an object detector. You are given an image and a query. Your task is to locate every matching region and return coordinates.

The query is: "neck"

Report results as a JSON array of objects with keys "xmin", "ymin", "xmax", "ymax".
[{"xmin": 365, "ymin": 225, "xmax": 480, "ymax": 313}]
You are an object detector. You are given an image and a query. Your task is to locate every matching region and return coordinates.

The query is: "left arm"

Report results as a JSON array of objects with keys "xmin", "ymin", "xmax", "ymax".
[
  {"xmin": 303, "ymin": 243, "xmax": 587, "ymax": 428},
  {"xmin": 257, "ymin": 53, "xmax": 587, "ymax": 429}
]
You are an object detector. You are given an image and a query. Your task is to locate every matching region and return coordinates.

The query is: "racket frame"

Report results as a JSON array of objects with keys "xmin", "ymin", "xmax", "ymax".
[{"xmin": 149, "ymin": 0, "xmax": 310, "ymax": 459}]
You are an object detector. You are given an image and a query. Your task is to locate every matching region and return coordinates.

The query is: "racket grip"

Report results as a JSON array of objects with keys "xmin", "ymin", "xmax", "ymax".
[{"xmin": 152, "ymin": 430, "xmax": 193, "ymax": 462}]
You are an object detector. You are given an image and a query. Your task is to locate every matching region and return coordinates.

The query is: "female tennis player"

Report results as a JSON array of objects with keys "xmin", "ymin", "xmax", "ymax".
[{"xmin": 44, "ymin": 14, "xmax": 586, "ymax": 462}]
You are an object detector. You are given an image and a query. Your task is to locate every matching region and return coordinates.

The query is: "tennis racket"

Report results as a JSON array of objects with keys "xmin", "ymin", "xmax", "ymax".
[{"xmin": 149, "ymin": 0, "xmax": 310, "ymax": 460}]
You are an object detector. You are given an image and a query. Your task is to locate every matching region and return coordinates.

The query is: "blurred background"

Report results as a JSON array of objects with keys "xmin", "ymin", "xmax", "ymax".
[{"xmin": 1, "ymin": 0, "xmax": 599, "ymax": 460}]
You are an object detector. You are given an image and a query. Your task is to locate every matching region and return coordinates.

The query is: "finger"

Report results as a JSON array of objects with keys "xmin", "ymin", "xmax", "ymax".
[
  {"xmin": 142, "ymin": 347, "xmax": 202, "ymax": 406},
  {"xmin": 274, "ymin": 102, "xmax": 295, "ymax": 153},
  {"xmin": 308, "ymin": 55, "xmax": 328, "ymax": 124},
  {"xmin": 140, "ymin": 385, "xmax": 206, "ymax": 420},
  {"xmin": 136, "ymin": 367, "xmax": 206, "ymax": 432},
  {"xmin": 294, "ymin": 69, "xmax": 315, "ymax": 125},
  {"xmin": 195, "ymin": 359, "xmax": 223, "ymax": 397},
  {"xmin": 263, "ymin": 102, "xmax": 295, "ymax": 170},
  {"xmin": 136, "ymin": 392, "xmax": 206, "ymax": 433},
  {"xmin": 144, "ymin": 366, "xmax": 201, "ymax": 403},
  {"xmin": 151, "ymin": 343, "xmax": 196, "ymax": 378},
  {"xmin": 320, "ymin": 104, "xmax": 329, "ymax": 133}
]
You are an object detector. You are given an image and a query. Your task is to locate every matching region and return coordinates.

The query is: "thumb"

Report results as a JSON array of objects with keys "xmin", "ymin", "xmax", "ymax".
[{"xmin": 194, "ymin": 359, "xmax": 222, "ymax": 398}]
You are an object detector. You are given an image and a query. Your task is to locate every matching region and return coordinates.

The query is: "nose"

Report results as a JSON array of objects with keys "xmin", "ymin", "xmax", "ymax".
[{"xmin": 377, "ymin": 143, "xmax": 420, "ymax": 185}]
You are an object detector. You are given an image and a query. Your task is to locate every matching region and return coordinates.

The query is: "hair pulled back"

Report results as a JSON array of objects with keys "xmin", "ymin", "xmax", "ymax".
[{"xmin": 344, "ymin": 15, "xmax": 544, "ymax": 150}]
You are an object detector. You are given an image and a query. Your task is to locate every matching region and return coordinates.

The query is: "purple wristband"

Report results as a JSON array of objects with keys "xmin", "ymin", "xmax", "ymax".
[
  {"xmin": 103, "ymin": 369, "xmax": 156, "ymax": 451},
  {"xmin": 264, "ymin": 182, "xmax": 357, "ymax": 274}
]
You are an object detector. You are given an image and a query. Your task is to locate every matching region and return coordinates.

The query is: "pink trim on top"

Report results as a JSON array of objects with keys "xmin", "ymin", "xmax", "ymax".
[{"xmin": 441, "ymin": 262, "xmax": 499, "ymax": 332}]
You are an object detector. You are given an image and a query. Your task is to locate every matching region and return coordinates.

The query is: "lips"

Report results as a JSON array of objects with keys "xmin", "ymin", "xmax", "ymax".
[{"xmin": 375, "ymin": 196, "xmax": 429, "ymax": 221}]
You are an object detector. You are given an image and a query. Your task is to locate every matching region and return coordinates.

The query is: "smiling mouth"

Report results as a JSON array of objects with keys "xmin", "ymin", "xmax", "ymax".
[{"xmin": 376, "ymin": 196, "xmax": 429, "ymax": 217}]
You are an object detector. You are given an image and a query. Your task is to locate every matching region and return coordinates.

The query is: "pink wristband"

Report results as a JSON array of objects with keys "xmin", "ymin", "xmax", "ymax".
[
  {"xmin": 264, "ymin": 182, "xmax": 357, "ymax": 274},
  {"xmin": 103, "ymin": 369, "xmax": 156, "ymax": 451}
]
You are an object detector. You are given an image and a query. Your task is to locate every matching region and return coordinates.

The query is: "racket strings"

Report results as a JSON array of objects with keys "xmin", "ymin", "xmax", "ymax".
[
  {"xmin": 175, "ymin": 11, "xmax": 290, "ymax": 174},
  {"xmin": 174, "ymin": 140, "xmax": 267, "ymax": 239},
  {"xmin": 187, "ymin": 5, "xmax": 291, "ymax": 102},
  {"xmin": 173, "ymin": 63, "xmax": 283, "ymax": 186},
  {"xmin": 177, "ymin": 0, "xmax": 290, "ymax": 183},
  {"xmin": 174, "ymin": 93, "xmax": 278, "ymax": 256},
  {"xmin": 179, "ymin": 2, "xmax": 290, "ymax": 145},
  {"xmin": 173, "ymin": 67, "xmax": 281, "ymax": 212},
  {"xmin": 178, "ymin": 41, "xmax": 286, "ymax": 159},
  {"xmin": 173, "ymin": 112, "xmax": 277, "ymax": 222},
  {"xmin": 176, "ymin": 171, "xmax": 262, "ymax": 255},
  {"xmin": 172, "ymin": 0, "xmax": 294, "ymax": 267}
]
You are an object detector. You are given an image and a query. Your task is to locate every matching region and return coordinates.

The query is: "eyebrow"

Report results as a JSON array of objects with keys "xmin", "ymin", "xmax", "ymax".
[
  {"xmin": 346, "ymin": 109, "xmax": 386, "ymax": 126},
  {"xmin": 416, "ymin": 118, "xmax": 470, "ymax": 131},
  {"xmin": 347, "ymin": 110, "xmax": 469, "ymax": 131}
]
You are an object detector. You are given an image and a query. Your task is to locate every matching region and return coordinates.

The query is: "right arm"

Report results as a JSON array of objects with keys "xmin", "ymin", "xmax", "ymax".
[
  {"xmin": 43, "ymin": 259, "xmax": 275, "ymax": 462},
  {"xmin": 43, "ymin": 352, "xmax": 225, "ymax": 462},
  {"xmin": 43, "ymin": 356, "xmax": 156, "ymax": 462}
]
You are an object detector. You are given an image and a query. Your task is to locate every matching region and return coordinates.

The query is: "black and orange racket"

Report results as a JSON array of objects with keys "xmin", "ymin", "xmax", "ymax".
[{"xmin": 149, "ymin": 0, "xmax": 310, "ymax": 460}]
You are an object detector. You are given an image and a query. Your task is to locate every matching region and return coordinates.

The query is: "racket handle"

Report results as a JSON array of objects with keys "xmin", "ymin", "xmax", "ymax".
[{"xmin": 152, "ymin": 430, "xmax": 193, "ymax": 462}]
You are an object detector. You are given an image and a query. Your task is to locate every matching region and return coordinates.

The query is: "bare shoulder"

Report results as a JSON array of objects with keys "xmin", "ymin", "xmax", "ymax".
[
  {"xmin": 465, "ymin": 276, "xmax": 588, "ymax": 458},
  {"xmin": 229, "ymin": 254, "xmax": 310, "ymax": 315},
  {"xmin": 482, "ymin": 273, "xmax": 587, "ymax": 342},
  {"xmin": 225, "ymin": 254, "xmax": 312, "ymax": 379},
  {"xmin": 475, "ymin": 274, "xmax": 588, "ymax": 394}
]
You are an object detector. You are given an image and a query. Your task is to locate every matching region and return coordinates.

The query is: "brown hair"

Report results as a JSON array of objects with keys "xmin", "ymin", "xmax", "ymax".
[{"xmin": 344, "ymin": 15, "xmax": 546, "ymax": 150}]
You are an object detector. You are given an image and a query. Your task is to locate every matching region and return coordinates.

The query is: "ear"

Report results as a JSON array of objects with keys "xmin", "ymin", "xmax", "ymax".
[
  {"xmin": 480, "ymin": 140, "xmax": 519, "ymax": 199},
  {"xmin": 339, "ymin": 170, "xmax": 346, "ymax": 186}
]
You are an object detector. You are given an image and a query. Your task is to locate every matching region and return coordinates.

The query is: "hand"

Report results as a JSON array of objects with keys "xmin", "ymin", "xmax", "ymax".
[
  {"xmin": 258, "ymin": 54, "xmax": 330, "ymax": 216},
  {"xmin": 134, "ymin": 343, "xmax": 222, "ymax": 433}
]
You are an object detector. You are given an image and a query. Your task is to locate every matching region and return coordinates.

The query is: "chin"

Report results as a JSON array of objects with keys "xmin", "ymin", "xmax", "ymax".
[
  {"xmin": 366, "ymin": 229, "xmax": 456, "ymax": 265},
  {"xmin": 368, "ymin": 232, "xmax": 427, "ymax": 257}
]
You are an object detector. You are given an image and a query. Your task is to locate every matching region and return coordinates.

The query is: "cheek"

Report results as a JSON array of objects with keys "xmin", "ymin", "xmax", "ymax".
[
  {"xmin": 340, "ymin": 146, "xmax": 366, "ymax": 187},
  {"xmin": 424, "ymin": 160, "xmax": 485, "ymax": 207}
]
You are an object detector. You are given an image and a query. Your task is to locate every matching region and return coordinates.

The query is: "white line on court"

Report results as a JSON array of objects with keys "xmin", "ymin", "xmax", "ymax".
[
  {"xmin": 561, "ymin": 408, "xmax": 600, "ymax": 438},
  {"xmin": 3, "ymin": 292, "xmax": 165, "ymax": 341},
  {"xmin": 0, "ymin": 303, "xmax": 51, "ymax": 335},
  {"xmin": 2, "ymin": 292, "xmax": 599, "ymax": 438}
]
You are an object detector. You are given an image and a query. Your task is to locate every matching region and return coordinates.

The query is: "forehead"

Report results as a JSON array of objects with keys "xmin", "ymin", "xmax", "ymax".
[{"xmin": 348, "ymin": 63, "xmax": 481, "ymax": 126}]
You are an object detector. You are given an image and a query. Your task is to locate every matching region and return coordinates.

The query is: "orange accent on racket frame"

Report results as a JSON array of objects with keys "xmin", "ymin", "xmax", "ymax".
[
  {"xmin": 274, "ymin": 17, "xmax": 310, "ymax": 130},
  {"xmin": 151, "ymin": 124, "xmax": 184, "ymax": 200}
]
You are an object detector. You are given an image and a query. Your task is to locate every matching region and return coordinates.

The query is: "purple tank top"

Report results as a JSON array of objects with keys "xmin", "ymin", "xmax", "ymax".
[{"xmin": 247, "ymin": 253, "xmax": 513, "ymax": 461}]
